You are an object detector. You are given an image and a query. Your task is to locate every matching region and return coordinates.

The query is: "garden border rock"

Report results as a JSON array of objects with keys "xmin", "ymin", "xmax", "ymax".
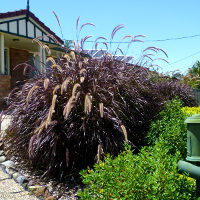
[
  {"xmin": 0, "ymin": 147, "xmax": 81, "ymax": 200},
  {"xmin": 0, "ymin": 114, "xmax": 81, "ymax": 199}
]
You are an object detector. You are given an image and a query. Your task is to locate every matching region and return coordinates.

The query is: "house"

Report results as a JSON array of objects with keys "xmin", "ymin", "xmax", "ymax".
[{"xmin": 0, "ymin": 9, "xmax": 64, "ymax": 108}]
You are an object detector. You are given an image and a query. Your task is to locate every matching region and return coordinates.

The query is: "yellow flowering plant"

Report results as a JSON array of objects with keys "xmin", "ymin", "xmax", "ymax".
[{"xmin": 182, "ymin": 106, "xmax": 200, "ymax": 116}]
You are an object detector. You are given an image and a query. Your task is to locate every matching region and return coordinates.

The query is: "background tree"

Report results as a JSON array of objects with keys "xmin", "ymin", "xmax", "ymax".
[
  {"xmin": 64, "ymin": 39, "xmax": 73, "ymax": 49},
  {"xmin": 182, "ymin": 60, "xmax": 200, "ymax": 89},
  {"xmin": 188, "ymin": 60, "xmax": 200, "ymax": 77}
]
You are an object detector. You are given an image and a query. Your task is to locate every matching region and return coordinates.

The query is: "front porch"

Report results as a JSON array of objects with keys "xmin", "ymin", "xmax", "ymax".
[
  {"xmin": 0, "ymin": 75, "xmax": 10, "ymax": 109},
  {"xmin": 0, "ymin": 32, "xmax": 49, "ymax": 108},
  {"xmin": 0, "ymin": 34, "xmax": 63, "ymax": 108},
  {"xmin": 0, "ymin": 9, "xmax": 64, "ymax": 109}
]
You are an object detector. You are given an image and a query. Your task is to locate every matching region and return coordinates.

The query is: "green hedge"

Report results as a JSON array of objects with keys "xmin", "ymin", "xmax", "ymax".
[{"xmin": 145, "ymin": 99, "xmax": 188, "ymax": 157}]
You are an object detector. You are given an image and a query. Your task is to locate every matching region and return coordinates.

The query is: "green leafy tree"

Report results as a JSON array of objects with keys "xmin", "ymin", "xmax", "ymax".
[
  {"xmin": 182, "ymin": 61, "xmax": 200, "ymax": 89},
  {"xmin": 188, "ymin": 61, "xmax": 200, "ymax": 77},
  {"xmin": 64, "ymin": 39, "xmax": 73, "ymax": 49}
]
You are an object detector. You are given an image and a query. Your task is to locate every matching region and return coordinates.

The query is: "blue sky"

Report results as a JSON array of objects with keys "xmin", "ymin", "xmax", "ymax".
[{"xmin": 1, "ymin": 0, "xmax": 200, "ymax": 74}]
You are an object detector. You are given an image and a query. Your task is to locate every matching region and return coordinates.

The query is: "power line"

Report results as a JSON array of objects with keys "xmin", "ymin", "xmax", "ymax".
[
  {"xmin": 164, "ymin": 50, "xmax": 200, "ymax": 67},
  {"xmin": 146, "ymin": 34, "xmax": 200, "ymax": 42},
  {"xmin": 67, "ymin": 35, "xmax": 200, "ymax": 69},
  {"xmin": 67, "ymin": 33, "xmax": 200, "ymax": 44}
]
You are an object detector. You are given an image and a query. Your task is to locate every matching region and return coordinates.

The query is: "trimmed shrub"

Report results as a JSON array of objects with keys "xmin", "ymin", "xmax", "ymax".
[
  {"xmin": 79, "ymin": 142, "xmax": 195, "ymax": 199},
  {"xmin": 79, "ymin": 99, "xmax": 196, "ymax": 199},
  {"xmin": 145, "ymin": 99, "xmax": 188, "ymax": 157}
]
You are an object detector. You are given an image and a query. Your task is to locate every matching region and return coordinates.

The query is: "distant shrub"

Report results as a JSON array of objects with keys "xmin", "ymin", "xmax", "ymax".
[{"xmin": 154, "ymin": 78, "xmax": 197, "ymax": 107}]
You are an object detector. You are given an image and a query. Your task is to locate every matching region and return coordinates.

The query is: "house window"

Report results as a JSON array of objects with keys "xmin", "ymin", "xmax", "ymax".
[{"xmin": 4, "ymin": 48, "xmax": 9, "ymax": 75}]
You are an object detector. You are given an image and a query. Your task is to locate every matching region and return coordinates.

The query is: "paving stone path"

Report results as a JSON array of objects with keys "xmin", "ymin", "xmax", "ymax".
[
  {"xmin": 0, "ymin": 114, "xmax": 78, "ymax": 200},
  {"xmin": 0, "ymin": 114, "xmax": 38, "ymax": 199},
  {"xmin": 0, "ymin": 169, "xmax": 38, "ymax": 200}
]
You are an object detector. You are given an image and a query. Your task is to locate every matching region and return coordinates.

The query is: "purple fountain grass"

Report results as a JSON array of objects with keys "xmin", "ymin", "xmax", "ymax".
[{"xmin": 2, "ymin": 19, "xmax": 196, "ymax": 180}]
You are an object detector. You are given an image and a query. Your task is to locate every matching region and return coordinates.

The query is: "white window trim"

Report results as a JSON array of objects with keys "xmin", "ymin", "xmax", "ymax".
[{"xmin": 4, "ymin": 47, "xmax": 10, "ymax": 75}]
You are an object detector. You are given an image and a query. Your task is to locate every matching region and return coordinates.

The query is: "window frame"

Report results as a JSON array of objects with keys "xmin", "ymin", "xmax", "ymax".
[{"xmin": 4, "ymin": 47, "xmax": 10, "ymax": 75}]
